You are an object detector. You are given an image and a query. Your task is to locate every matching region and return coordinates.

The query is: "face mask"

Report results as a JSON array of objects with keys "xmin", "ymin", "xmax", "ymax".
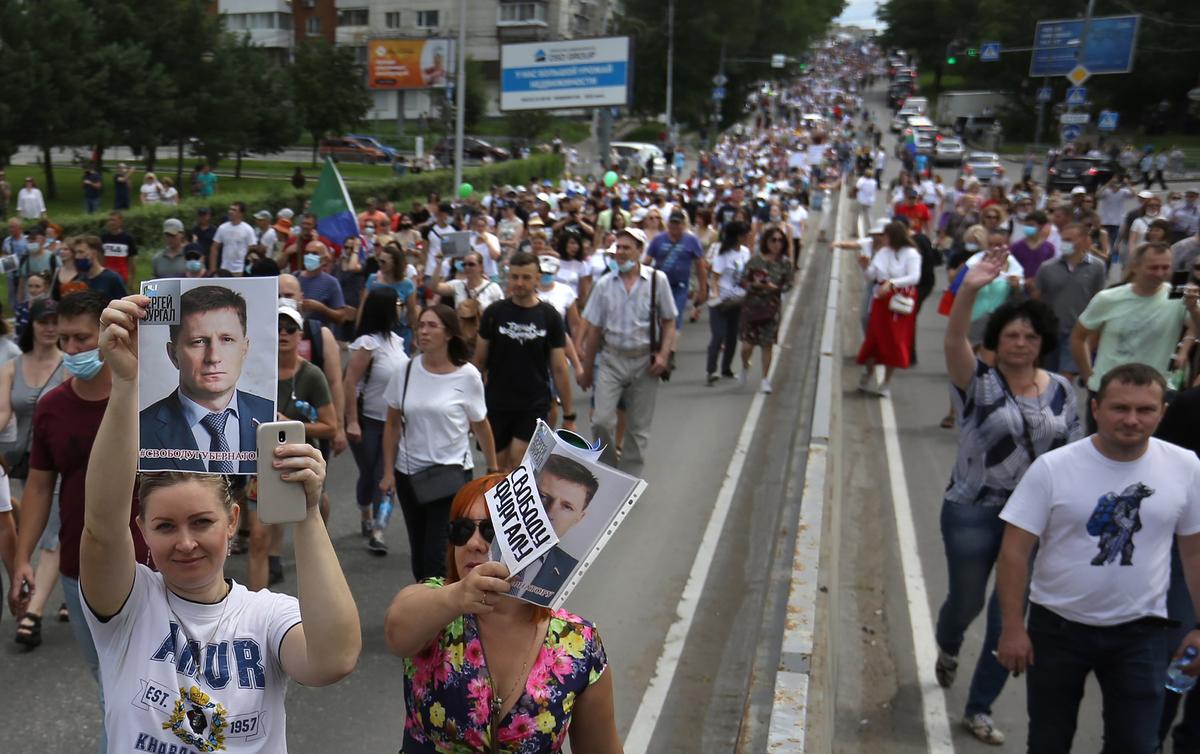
[
  {"xmin": 303, "ymin": 253, "xmax": 321, "ymax": 271},
  {"xmin": 965, "ymin": 242, "xmax": 980, "ymax": 252},
  {"xmin": 452, "ymin": 260, "xmax": 464, "ymax": 273},
  {"xmin": 27, "ymin": 242, "xmax": 40, "ymax": 253},
  {"xmin": 1169, "ymin": 201, "xmax": 1183, "ymax": 212},
  {"xmin": 365, "ymin": 226, "xmax": 375, "ymax": 236},
  {"xmin": 63, "ymin": 348, "xmax": 103, "ymax": 380},
  {"xmin": 618, "ymin": 259, "xmax": 636, "ymax": 273},
  {"xmin": 605, "ymin": 257, "xmax": 619, "ymax": 274},
  {"xmin": 540, "ymin": 273, "xmax": 556, "ymax": 286},
  {"xmin": 74, "ymin": 258, "xmax": 93, "ymax": 273},
  {"xmin": 244, "ymin": 262, "xmax": 255, "ymax": 274},
  {"xmin": 186, "ymin": 259, "xmax": 203, "ymax": 273},
  {"xmin": 1145, "ymin": 208, "xmax": 1160, "ymax": 217},
  {"xmin": 1059, "ymin": 241, "xmax": 1075, "ymax": 255},
  {"xmin": 1023, "ymin": 225, "xmax": 1037, "ymax": 238}
]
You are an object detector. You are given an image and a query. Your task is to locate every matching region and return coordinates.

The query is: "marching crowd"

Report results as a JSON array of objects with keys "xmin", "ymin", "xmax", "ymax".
[{"xmin": 0, "ymin": 36, "xmax": 881, "ymax": 753}]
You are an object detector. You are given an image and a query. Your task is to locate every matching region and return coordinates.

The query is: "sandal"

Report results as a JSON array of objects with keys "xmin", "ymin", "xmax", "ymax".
[
  {"xmin": 58, "ymin": 603, "xmax": 69, "ymax": 623},
  {"xmin": 15, "ymin": 612, "xmax": 42, "ymax": 649}
]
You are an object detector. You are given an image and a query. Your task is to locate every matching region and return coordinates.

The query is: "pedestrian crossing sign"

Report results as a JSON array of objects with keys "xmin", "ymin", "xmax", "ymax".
[
  {"xmin": 1098, "ymin": 111, "xmax": 1119, "ymax": 131},
  {"xmin": 980, "ymin": 42, "xmax": 1001, "ymax": 62}
]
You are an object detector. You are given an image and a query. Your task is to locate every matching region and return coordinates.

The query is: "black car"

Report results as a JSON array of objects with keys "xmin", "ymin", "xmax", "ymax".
[
  {"xmin": 432, "ymin": 137, "xmax": 511, "ymax": 163},
  {"xmin": 1046, "ymin": 157, "xmax": 1117, "ymax": 193}
]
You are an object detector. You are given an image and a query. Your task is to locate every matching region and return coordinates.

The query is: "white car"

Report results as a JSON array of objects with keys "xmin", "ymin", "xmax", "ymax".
[
  {"xmin": 934, "ymin": 138, "xmax": 965, "ymax": 165},
  {"xmin": 611, "ymin": 141, "xmax": 667, "ymax": 177},
  {"xmin": 891, "ymin": 107, "xmax": 922, "ymax": 132}
]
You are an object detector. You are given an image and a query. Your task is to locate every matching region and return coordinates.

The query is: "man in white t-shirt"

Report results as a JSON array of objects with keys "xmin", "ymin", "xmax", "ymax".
[
  {"xmin": 424, "ymin": 202, "xmax": 459, "ymax": 279},
  {"xmin": 210, "ymin": 201, "xmax": 257, "ymax": 275},
  {"xmin": 854, "ymin": 171, "xmax": 877, "ymax": 237},
  {"xmin": 786, "ymin": 199, "xmax": 808, "ymax": 264},
  {"xmin": 996, "ymin": 364, "xmax": 1200, "ymax": 754}
]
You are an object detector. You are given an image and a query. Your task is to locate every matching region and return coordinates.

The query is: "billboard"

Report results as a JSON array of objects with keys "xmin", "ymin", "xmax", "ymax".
[
  {"xmin": 500, "ymin": 36, "xmax": 632, "ymax": 111},
  {"xmin": 1029, "ymin": 15, "xmax": 1140, "ymax": 77},
  {"xmin": 368, "ymin": 38, "xmax": 455, "ymax": 90}
]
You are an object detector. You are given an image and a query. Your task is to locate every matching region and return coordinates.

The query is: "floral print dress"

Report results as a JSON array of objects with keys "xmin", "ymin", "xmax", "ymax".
[
  {"xmin": 739, "ymin": 255, "xmax": 794, "ymax": 346},
  {"xmin": 402, "ymin": 579, "xmax": 608, "ymax": 753}
]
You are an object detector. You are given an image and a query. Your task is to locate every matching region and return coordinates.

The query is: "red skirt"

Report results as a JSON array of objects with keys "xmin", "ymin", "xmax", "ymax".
[{"xmin": 857, "ymin": 288, "xmax": 916, "ymax": 368}]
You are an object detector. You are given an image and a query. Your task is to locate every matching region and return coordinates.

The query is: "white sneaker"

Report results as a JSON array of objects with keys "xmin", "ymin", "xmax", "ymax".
[
  {"xmin": 761, "ymin": 378, "xmax": 773, "ymax": 394},
  {"xmin": 857, "ymin": 372, "xmax": 874, "ymax": 393},
  {"xmin": 875, "ymin": 382, "xmax": 891, "ymax": 398},
  {"xmin": 737, "ymin": 371, "xmax": 748, "ymax": 385},
  {"xmin": 962, "ymin": 713, "xmax": 1005, "ymax": 745}
]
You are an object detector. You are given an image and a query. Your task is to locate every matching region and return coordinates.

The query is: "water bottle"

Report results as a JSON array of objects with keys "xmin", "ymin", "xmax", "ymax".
[
  {"xmin": 374, "ymin": 494, "xmax": 393, "ymax": 530},
  {"xmin": 1166, "ymin": 647, "xmax": 1199, "ymax": 693}
]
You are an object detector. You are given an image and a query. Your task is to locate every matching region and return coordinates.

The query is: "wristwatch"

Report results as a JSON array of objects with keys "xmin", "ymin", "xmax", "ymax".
[{"xmin": 562, "ymin": 413, "xmax": 577, "ymax": 422}]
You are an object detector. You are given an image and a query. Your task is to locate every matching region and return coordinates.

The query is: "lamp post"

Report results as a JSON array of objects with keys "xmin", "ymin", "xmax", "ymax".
[{"xmin": 453, "ymin": 0, "xmax": 467, "ymax": 193}]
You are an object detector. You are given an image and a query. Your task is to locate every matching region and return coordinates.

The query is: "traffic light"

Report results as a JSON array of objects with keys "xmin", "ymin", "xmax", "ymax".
[
  {"xmin": 947, "ymin": 55, "xmax": 957, "ymax": 65},
  {"xmin": 945, "ymin": 40, "xmax": 963, "ymax": 65}
]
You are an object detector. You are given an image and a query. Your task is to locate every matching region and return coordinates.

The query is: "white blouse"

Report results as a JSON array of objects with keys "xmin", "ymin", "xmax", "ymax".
[{"xmin": 864, "ymin": 245, "xmax": 922, "ymax": 288}]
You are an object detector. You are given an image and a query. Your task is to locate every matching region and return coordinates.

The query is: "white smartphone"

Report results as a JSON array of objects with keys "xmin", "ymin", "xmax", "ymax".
[{"xmin": 256, "ymin": 421, "xmax": 308, "ymax": 524}]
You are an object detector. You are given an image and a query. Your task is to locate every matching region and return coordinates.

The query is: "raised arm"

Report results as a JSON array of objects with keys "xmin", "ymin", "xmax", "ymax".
[
  {"xmin": 384, "ymin": 561, "xmax": 511, "ymax": 658},
  {"xmin": 946, "ymin": 250, "xmax": 1007, "ymax": 390},
  {"xmin": 81, "ymin": 295, "xmax": 147, "ymax": 618}
]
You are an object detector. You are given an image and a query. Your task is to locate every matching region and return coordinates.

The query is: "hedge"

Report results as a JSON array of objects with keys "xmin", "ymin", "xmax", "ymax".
[{"xmin": 25, "ymin": 153, "xmax": 566, "ymax": 247}]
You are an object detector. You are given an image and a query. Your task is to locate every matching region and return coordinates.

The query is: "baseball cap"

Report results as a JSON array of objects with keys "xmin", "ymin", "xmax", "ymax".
[
  {"xmin": 1138, "ymin": 190, "xmax": 1155, "ymax": 200},
  {"xmin": 1186, "ymin": 188, "xmax": 1199, "ymax": 196},
  {"xmin": 29, "ymin": 299, "xmax": 57, "ymax": 322},
  {"xmin": 631, "ymin": 207, "xmax": 648, "ymax": 223},
  {"xmin": 1070, "ymin": 186, "xmax": 1087, "ymax": 195},
  {"xmin": 616, "ymin": 228, "xmax": 648, "ymax": 247},
  {"xmin": 253, "ymin": 210, "xmax": 271, "ymax": 220},
  {"xmin": 538, "ymin": 255, "xmax": 560, "ymax": 275},
  {"xmin": 278, "ymin": 300, "xmax": 303, "ymax": 327},
  {"xmin": 196, "ymin": 206, "xmax": 210, "ymax": 215},
  {"xmin": 277, "ymin": 208, "xmax": 294, "ymax": 220},
  {"xmin": 183, "ymin": 244, "xmax": 203, "ymax": 260},
  {"xmin": 163, "ymin": 218, "xmax": 185, "ymax": 235},
  {"xmin": 668, "ymin": 210, "xmax": 687, "ymax": 223}
]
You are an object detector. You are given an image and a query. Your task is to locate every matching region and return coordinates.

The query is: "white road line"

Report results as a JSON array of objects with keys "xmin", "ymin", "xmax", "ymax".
[
  {"xmin": 622, "ymin": 203, "xmax": 813, "ymax": 753},
  {"xmin": 878, "ymin": 392, "xmax": 956, "ymax": 752}
]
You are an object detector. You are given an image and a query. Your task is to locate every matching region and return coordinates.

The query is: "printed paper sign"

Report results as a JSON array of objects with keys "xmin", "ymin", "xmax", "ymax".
[
  {"xmin": 485, "ymin": 460, "xmax": 559, "ymax": 574},
  {"xmin": 138, "ymin": 278, "xmax": 279, "ymax": 474}
]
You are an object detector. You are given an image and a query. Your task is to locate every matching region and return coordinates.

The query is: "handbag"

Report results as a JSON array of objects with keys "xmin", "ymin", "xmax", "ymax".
[
  {"xmin": 398, "ymin": 359, "xmax": 467, "ymax": 505},
  {"xmin": 888, "ymin": 290, "xmax": 916, "ymax": 315},
  {"xmin": 649, "ymin": 264, "xmax": 674, "ymax": 381},
  {"xmin": 713, "ymin": 295, "xmax": 744, "ymax": 313},
  {"xmin": 743, "ymin": 299, "xmax": 778, "ymax": 323}
]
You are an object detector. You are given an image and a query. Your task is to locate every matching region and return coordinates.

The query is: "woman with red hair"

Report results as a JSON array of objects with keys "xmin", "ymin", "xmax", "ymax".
[{"xmin": 384, "ymin": 474, "xmax": 621, "ymax": 753}]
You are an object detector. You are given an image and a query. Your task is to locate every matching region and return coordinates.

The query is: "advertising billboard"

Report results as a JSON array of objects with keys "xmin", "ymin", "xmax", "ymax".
[
  {"xmin": 368, "ymin": 38, "xmax": 455, "ymax": 90},
  {"xmin": 500, "ymin": 36, "xmax": 632, "ymax": 111}
]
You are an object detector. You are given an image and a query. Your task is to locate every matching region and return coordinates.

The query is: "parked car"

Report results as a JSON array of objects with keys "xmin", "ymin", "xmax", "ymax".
[
  {"xmin": 319, "ymin": 138, "xmax": 388, "ymax": 164},
  {"xmin": 432, "ymin": 137, "xmax": 511, "ymax": 163},
  {"xmin": 891, "ymin": 107, "xmax": 922, "ymax": 132},
  {"xmin": 914, "ymin": 134, "xmax": 935, "ymax": 157},
  {"xmin": 960, "ymin": 152, "xmax": 1005, "ymax": 184},
  {"xmin": 1046, "ymin": 156, "xmax": 1118, "ymax": 193},
  {"xmin": 611, "ymin": 141, "xmax": 667, "ymax": 177},
  {"xmin": 934, "ymin": 138, "xmax": 965, "ymax": 165},
  {"xmin": 346, "ymin": 134, "xmax": 401, "ymax": 162}
]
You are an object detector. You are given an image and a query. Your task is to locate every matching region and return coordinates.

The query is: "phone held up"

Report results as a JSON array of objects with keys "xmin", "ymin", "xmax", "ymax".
[{"xmin": 255, "ymin": 420, "xmax": 308, "ymax": 524}]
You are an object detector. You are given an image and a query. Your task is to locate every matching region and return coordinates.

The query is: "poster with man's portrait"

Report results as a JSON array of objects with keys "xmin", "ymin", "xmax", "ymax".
[
  {"xmin": 495, "ymin": 421, "xmax": 647, "ymax": 609},
  {"xmin": 137, "ymin": 278, "xmax": 279, "ymax": 474}
]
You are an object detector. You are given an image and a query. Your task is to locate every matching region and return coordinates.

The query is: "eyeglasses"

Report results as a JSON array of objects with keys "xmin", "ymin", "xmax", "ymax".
[
  {"xmin": 278, "ymin": 322, "xmax": 300, "ymax": 334},
  {"xmin": 447, "ymin": 518, "xmax": 495, "ymax": 546}
]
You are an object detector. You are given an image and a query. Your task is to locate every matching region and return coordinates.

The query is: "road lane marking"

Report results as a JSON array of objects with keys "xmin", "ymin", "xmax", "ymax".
[
  {"xmin": 623, "ymin": 198, "xmax": 815, "ymax": 754},
  {"xmin": 879, "ymin": 391, "xmax": 956, "ymax": 753}
]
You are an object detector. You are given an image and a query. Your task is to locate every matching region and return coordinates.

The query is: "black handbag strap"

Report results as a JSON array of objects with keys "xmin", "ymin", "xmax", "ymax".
[
  {"xmin": 649, "ymin": 263, "xmax": 660, "ymax": 353},
  {"xmin": 993, "ymin": 367, "xmax": 1038, "ymax": 463}
]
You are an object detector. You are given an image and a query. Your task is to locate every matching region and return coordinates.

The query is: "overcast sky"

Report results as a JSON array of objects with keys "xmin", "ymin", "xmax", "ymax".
[{"xmin": 836, "ymin": 0, "xmax": 881, "ymax": 29}]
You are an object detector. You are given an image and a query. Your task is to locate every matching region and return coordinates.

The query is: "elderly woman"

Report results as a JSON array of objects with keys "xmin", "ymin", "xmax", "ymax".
[
  {"xmin": 79, "ymin": 294, "xmax": 361, "ymax": 751},
  {"xmin": 384, "ymin": 474, "xmax": 621, "ymax": 753}
]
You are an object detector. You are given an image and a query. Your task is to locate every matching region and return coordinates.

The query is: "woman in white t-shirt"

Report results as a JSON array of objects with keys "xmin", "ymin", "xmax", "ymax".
[
  {"xmin": 705, "ymin": 221, "xmax": 751, "ymax": 384},
  {"xmin": 468, "ymin": 213, "xmax": 502, "ymax": 280},
  {"xmin": 138, "ymin": 173, "xmax": 164, "ymax": 205},
  {"xmin": 856, "ymin": 221, "xmax": 923, "ymax": 397},
  {"xmin": 432, "ymin": 251, "xmax": 504, "ymax": 312},
  {"xmin": 81, "ymin": 295, "xmax": 361, "ymax": 754},
  {"xmin": 344, "ymin": 287, "xmax": 409, "ymax": 554},
  {"xmin": 380, "ymin": 305, "xmax": 499, "ymax": 583},
  {"xmin": 555, "ymin": 228, "xmax": 593, "ymax": 303}
]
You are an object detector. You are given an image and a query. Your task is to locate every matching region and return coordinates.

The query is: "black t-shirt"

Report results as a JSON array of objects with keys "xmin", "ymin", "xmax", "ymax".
[
  {"xmin": 479, "ymin": 299, "xmax": 565, "ymax": 411},
  {"xmin": 191, "ymin": 223, "xmax": 217, "ymax": 252},
  {"xmin": 86, "ymin": 269, "xmax": 129, "ymax": 303},
  {"xmin": 100, "ymin": 231, "xmax": 138, "ymax": 259},
  {"xmin": 1158, "ymin": 387, "xmax": 1200, "ymax": 457}
]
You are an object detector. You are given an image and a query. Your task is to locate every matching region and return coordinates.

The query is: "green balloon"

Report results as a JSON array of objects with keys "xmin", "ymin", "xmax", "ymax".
[
  {"xmin": 603, "ymin": 171, "xmax": 619, "ymax": 188},
  {"xmin": 458, "ymin": 182, "xmax": 473, "ymax": 198}
]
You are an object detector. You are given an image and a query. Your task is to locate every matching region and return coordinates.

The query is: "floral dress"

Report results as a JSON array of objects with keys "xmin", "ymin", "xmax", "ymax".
[
  {"xmin": 402, "ymin": 579, "xmax": 608, "ymax": 753},
  {"xmin": 738, "ymin": 255, "xmax": 794, "ymax": 346}
]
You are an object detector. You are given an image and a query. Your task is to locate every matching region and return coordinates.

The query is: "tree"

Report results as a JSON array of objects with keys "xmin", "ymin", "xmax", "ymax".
[{"xmin": 290, "ymin": 40, "xmax": 373, "ymax": 164}]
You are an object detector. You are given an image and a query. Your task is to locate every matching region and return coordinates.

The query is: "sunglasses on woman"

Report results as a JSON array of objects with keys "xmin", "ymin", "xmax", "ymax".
[
  {"xmin": 447, "ymin": 518, "xmax": 495, "ymax": 546},
  {"xmin": 279, "ymin": 322, "xmax": 300, "ymax": 335}
]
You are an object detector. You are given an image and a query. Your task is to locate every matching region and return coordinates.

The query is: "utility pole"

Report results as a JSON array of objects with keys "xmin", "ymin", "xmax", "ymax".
[
  {"xmin": 453, "ymin": 0, "xmax": 467, "ymax": 192},
  {"xmin": 665, "ymin": 0, "xmax": 675, "ymax": 145}
]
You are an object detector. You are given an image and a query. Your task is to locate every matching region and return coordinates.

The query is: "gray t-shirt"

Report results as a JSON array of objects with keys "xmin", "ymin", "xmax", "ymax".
[
  {"xmin": 1034, "ymin": 254, "xmax": 1107, "ymax": 334},
  {"xmin": 151, "ymin": 249, "xmax": 189, "ymax": 279},
  {"xmin": 1171, "ymin": 237, "xmax": 1200, "ymax": 273}
]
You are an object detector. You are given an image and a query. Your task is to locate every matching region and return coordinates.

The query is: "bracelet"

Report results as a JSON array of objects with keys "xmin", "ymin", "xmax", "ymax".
[{"xmin": 562, "ymin": 413, "xmax": 577, "ymax": 422}]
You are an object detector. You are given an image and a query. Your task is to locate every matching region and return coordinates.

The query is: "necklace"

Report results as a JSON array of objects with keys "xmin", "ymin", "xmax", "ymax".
[
  {"xmin": 161, "ymin": 577, "xmax": 234, "ymax": 751},
  {"xmin": 482, "ymin": 616, "xmax": 546, "ymax": 742}
]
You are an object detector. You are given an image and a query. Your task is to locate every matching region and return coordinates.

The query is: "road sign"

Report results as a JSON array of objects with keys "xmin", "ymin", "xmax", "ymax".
[
  {"xmin": 1065, "ymin": 87, "xmax": 1087, "ymax": 106},
  {"xmin": 1030, "ymin": 14, "xmax": 1140, "ymax": 77},
  {"xmin": 1066, "ymin": 65, "xmax": 1091, "ymax": 86},
  {"xmin": 712, "ymin": 86, "xmax": 726, "ymax": 101},
  {"xmin": 1037, "ymin": 87, "xmax": 1053, "ymax": 103},
  {"xmin": 1062, "ymin": 124, "xmax": 1083, "ymax": 141},
  {"xmin": 771, "ymin": 54, "xmax": 786, "ymax": 69},
  {"xmin": 712, "ymin": 73, "xmax": 728, "ymax": 87},
  {"xmin": 1098, "ymin": 110, "xmax": 1119, "ymax": 130},
  {"xmin": 980, "ymin": 42, "xmax": 1001, "ymax": 62},
  {"xmin": 1060, "ymin": 112, "xmax": 1089, "ymax": 125}
]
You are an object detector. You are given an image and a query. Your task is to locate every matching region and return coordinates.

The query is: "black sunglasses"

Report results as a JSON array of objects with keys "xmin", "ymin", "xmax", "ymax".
[
  {"xmin": 447, "ymin": 518, "xmax": 494, "ymax": 546},
  {"xmin": 278, "ymin": 322, "xmax": 300, "ymax": 334}
]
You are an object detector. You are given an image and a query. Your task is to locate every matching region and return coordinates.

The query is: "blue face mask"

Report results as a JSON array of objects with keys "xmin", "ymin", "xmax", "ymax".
[
  {"xmin": 244, "ymin": 261, "xmax": 255, "ymax": 274},
  {"xmin": 1023, "ymin": 225, "xmax": 1037, "ymax": 237},
  {"xmin": 540, "ymin": 273, "xmax": 556, "ymax": 286},
  {"xmin": 605, "ymin": 257, "xmax": 619, "ymax": 274},
  {"xmin": 63, "ymin": 348, "xmax": 104, "ymax": 380},
  {"xmin": 303, "ymin": 253, "xmax": 321, "ymax": 271},
  {"xmin": 185, "ymin": 259, "xmax": 203, "ymax": 273},
  {"xmin": 965, "ymin": 242, "xmax": 980, "ymax": 252},
  {"xmin": 453, "ymin": 259, "xmax": 464, "ymax": 272},
  {"xmin": 618, "ymin": 259, "xmax": 636, "ymax": 273}
]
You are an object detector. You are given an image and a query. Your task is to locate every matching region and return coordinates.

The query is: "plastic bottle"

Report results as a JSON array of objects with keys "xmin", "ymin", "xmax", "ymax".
[
  {"xmin": 1166, "ymin": 647, "xmax": 1199, "ymax": 694},
  {"xmin": 375, "ymin": 493, "xmax": 394, "ymax": 530}
]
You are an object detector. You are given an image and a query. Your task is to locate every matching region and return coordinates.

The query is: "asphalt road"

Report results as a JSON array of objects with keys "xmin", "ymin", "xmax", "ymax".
[
  {"xmin": 0, "ymin": 226, "xmax": 831, "ymax": 751},
  {"xmin": 832, "ymin": 83, "xmax": 1114, "ymax": 753}
]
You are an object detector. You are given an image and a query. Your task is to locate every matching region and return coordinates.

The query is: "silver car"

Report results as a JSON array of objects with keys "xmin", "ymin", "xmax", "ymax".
[
  {"xmin": 934, "ymin": 138, "xmax": 964, "ymax": 165},
  {"xmin": 960, "ymin": 152, "xmax": 1004, "ymax": 184}
]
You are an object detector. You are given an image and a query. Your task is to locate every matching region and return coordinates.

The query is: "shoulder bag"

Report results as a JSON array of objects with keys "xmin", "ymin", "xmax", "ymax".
[
  {"xmin": 649, "ymin": 265, "xmax": 673, "ymax": 382},
  {"xmin": 888, "ymin": 289, "xmax": 916, "ymax": 315},
  {"xmin": 398, "ymin": 359, "xmax": 468, "ymax": 505},
  {"xmin": 4, "ymin": 358, "xmax": 63, "ymax": 480}
]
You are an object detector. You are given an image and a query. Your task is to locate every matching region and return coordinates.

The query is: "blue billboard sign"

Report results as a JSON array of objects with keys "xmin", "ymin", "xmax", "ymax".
[{"xmin": 1029, "ymin": 15, "xmax": 1140, "ymax": 77}]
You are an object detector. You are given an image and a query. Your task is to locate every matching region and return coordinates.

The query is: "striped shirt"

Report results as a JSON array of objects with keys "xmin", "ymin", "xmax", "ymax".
[{"xmin": 582, "ymin": 265, "xmax": 678, "ymax": 352}]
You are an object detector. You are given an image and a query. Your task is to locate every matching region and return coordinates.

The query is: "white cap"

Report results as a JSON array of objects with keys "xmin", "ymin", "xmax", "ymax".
[
  {"xmin": 1070, "ymin": 186, "xmax": 1087, "ymax": 195},
  {"xmin": 276, "ymin": 208, "xmax": 294, "ymax": 220},
  {"xmin": 631, "ymin": 207, "xmax": 648, "ymax": 222},
  {"xmin": 162, "ymin": 218, "xmax": 185, "ymax": 235},
  {"xmin": 253, "ymin": 210, "xmax": 272, "ymax": 220},
  {"xmin": 616, "ymin": 227, "xmax": 648, "ymax": 247},
  {"xmin": 1138, "ymin": 190, "xmax": 1155, "ymax": 200},
  {"xmin": 277, "ymin": 300, "xmax": 303, "ymax": 327},
  {"xmin": 538, "ymin": 255, "xmax": 560, "ymax": 275}
]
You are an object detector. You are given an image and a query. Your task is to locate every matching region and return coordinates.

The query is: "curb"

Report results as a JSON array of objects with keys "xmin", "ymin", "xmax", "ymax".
[{"xmin": 766, "ymin": 184, "xmax": 847, "ymax": 751}]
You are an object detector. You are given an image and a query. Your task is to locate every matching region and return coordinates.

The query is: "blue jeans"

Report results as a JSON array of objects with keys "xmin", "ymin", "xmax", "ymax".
[
  {"xmin": 706, "ymin": 303, "xmax": 740, "ymax": 376},
  {"xmin": 1160, "ymin": 544, "xmax": 1200, "ymax": 752},
  {"xmin": 61, "ymin": 575, "xmax": 107, "ymax": 754},
  {"xmin": 1026, "ymin": 603, "xmax": 1168, "ymax": 754},
  {"xmin": 671, "ymin": 284, "xmax": 689, "ymax": 330},
  {"xmin": 84, "ymin": 196, "xmax": 101, "ymax": 214},
  {"xmin": 935, "ymin": 499, "xmax": 1011, "ymax": 716},
  {"xmin": 349, "ymin": 415, "xmax": 386, "ymax": 514}
]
